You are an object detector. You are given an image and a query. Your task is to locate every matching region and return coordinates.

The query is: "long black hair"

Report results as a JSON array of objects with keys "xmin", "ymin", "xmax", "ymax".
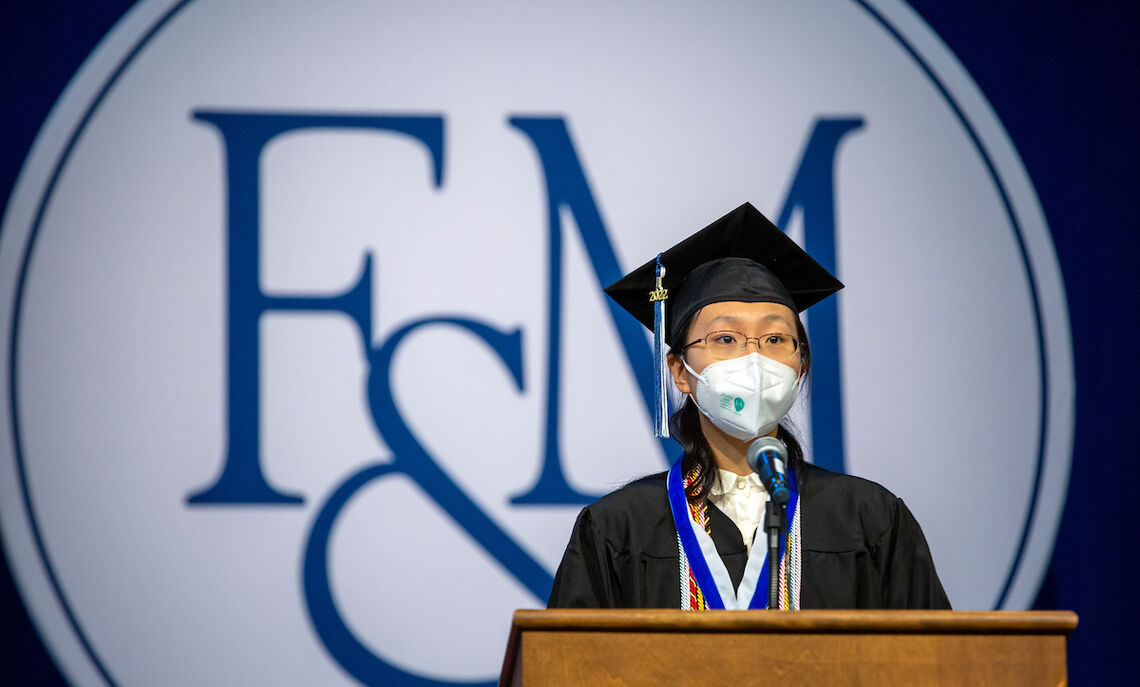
[{"xmin": 668, "ymin": 313, "xmax": 811, "ymax": 504}]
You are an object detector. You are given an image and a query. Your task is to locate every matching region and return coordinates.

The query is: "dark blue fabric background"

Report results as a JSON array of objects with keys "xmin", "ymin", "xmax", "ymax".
[{"xmin": 2, "ymin": 1, "xmax": 1137, "ymax": 683}]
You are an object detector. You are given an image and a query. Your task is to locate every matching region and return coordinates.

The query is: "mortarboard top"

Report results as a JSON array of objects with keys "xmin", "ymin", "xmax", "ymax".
[{"xmin": 604, "ymin": 202, "xmax": 844, "ymax": 347}]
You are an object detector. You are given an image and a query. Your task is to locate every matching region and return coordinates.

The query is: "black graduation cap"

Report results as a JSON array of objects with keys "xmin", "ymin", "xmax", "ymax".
[
  {"xmin": 605, "ymin": 202, "xmax": 843, "ymax": 346},
  {"xmin": 604, "ymin": 202, "xmax": 843, "ymax": 437}
]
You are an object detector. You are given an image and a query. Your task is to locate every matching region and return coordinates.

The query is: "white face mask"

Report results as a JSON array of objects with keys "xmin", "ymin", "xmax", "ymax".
[{"xmin": 682, "ymin": 352, "xmax": 800, "ymax": 441}]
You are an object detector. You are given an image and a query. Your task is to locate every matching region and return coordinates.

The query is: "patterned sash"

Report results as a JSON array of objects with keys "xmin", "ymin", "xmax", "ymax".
[{"xmin": 672, "ymin": 461, "xmax": 802, "ymax": 610}]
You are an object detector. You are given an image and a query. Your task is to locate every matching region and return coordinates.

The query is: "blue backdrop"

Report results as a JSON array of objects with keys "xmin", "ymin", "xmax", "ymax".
[{"xmin": 1, "ymin": 1, "xmax": 1137, "ymax": 684}]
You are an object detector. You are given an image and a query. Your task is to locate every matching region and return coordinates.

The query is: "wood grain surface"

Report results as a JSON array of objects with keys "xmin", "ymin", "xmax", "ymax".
[{"xmin": 501, "ymin": 610, "xmax": 1077, "ymax": 686}]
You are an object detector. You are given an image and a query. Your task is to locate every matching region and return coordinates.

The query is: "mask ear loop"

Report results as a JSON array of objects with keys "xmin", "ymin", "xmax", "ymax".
[
  {"xmin": 795, "ymin": 344, "xmax": 807, "ymax": 390},
  {"xmin": 680, "ymin": 355, "xmax": 703, "ymax": 381}
]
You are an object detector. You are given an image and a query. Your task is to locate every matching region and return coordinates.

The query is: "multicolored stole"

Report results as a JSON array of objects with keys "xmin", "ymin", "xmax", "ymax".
[{"xmin": 669, "ymin": 459, "xmax": 802, "ymax": 610}]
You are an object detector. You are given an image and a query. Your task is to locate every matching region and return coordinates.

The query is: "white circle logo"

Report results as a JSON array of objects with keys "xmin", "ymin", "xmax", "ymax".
[{"xmin": 0, "ymin": 1, "xmax": 1074, "ymax": 684}]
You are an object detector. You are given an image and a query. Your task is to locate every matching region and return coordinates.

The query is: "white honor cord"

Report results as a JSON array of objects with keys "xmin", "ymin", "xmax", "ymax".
[
  {"xmin": 677, "ymin": 532, "xmax": 691, "ymax": 609},
  {"xmin": 789, "ymin": 500, "xmax": 802, "ymax": 609},
  {"xmin": 775, "ymin": 503, "xmax": 803, "ymax": 610}
]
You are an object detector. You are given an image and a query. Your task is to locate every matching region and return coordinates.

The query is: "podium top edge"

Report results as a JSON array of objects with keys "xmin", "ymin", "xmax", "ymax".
[{"xmin": 510, "ymin": 609, "xmax": 1078, "ymax": 635}]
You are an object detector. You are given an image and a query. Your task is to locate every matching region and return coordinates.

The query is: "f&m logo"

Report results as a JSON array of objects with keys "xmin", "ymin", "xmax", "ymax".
[
  {"xmin": 0, "ymin": 1, "xmax": 1074, "ymax": 685},
  {"xmin": 187, "ymin": 112, "xmax": 859, "ymax": 684}
]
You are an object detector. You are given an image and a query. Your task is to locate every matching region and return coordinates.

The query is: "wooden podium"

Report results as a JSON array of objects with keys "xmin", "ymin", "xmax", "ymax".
[{"xmin": 500, "ymin": 609, "xmax": 1077, "ymax": 686}]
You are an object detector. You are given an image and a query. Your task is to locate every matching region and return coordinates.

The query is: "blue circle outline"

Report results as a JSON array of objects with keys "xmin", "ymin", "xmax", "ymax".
[
  {"xmin": 851, "ymin": 0, "xmax": 1050, "ymax": 609},
  {"xmin": 7, "ymin": 2, "xmax": 197, "ymax": 684},
  {"xmin": 4, "ymin": 2, "xmax": 1060, "ymax": 685}
]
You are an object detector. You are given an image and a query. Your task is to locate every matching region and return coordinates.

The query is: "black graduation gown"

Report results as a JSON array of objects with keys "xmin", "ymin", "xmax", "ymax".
[{"xmin": 548, "ymin": 463, "xmax": 951, "ymax": 609}]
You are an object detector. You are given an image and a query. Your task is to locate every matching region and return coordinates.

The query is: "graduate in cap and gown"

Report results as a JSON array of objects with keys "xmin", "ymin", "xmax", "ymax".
[{"xmin": 548, "ymin": 203, "xmax": 951, "ymax": 610}]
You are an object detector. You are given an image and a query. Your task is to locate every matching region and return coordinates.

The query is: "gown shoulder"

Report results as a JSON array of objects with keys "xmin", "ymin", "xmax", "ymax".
[
  {"xmin": 548, "ymin": 463, "xmax": 951, "ymax": 609},
  {"xmin": 796, "ymin": 463, "xmax": 952, "ymax": 609}
]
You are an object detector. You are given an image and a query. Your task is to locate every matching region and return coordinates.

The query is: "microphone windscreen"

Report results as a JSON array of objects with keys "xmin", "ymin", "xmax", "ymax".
[{"xmin": 747, "ymin": 437, "xmax": 790, "ymax": 505}]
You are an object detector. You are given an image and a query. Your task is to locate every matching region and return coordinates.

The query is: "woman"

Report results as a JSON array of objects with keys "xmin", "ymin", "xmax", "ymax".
[{"xmin": 548, "ymin": 203, "xmax": 950, "ymax": 610}]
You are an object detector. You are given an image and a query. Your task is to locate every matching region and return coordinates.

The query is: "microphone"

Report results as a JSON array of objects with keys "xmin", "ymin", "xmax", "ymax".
[
  {"xmin": 749, "ymin": 436, "xmax": 791, "ymax": 609},
  {"xmin": 747, "ymin": 436, "xmax": 790, "ymax": 506}
]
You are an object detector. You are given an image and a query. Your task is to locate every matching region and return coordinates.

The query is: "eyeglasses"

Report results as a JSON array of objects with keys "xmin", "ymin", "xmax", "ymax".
[{"xmin": 680, "ymin": 330, "xmax": 801, "ymax": 363}]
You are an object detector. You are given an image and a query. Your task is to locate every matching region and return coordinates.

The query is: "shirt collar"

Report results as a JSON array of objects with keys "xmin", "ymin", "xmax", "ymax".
[{"xmin": 709, "ymin": 468, "xmax": 766, "ymax": 497}]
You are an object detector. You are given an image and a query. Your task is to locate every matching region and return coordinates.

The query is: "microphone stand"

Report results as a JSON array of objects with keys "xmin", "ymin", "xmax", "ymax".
[{"xmin": 764, "ymin": 499, "xmax": 786, "ymax": 609}]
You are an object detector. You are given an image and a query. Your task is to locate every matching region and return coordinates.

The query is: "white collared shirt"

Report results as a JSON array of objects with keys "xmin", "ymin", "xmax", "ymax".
[{"xmin": 708, "ymin": 468, "xmax": 770, "ymax": 554}]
